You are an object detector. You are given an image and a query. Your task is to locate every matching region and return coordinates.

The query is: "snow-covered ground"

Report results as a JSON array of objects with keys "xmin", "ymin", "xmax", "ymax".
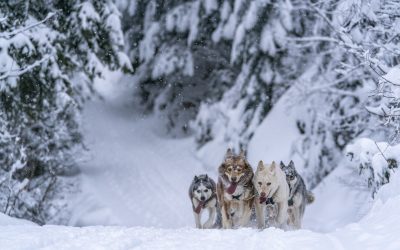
[{"xmin": 1, "ymin": 172, "xmax": 399, "ymax": 249}]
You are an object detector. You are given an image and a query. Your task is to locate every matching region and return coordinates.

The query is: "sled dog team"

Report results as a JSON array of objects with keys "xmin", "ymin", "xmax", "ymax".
[{"xmin": 189, "ymin": 149, "xmax": 314, "ymax": 230}]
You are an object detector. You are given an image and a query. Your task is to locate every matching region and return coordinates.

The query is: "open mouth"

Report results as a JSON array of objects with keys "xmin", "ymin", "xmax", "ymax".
[
  {"xmin": 226, "ymin": 182, "xmax": 238, "ymax": 195},
  {"xmin": 259, "ymin": 196, "xmax": 267, "ymax": 204}
]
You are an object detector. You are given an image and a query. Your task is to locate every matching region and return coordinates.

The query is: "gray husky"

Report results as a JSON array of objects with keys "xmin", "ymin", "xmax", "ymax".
[
  {"xmin": 280, "ymin": 161, "xmax": 315, "ymax": 229},
  {"xmin": 189, "ymin": 174, "xmax": 219, "ymax": 229}
]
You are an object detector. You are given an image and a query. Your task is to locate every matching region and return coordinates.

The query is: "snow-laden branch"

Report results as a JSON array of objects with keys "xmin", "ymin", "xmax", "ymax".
[
  {"xmin": 0, "ymin": 56, "xmax": 51, "ymax": 80},
  {"xmin": 287, "ymin": 36, "xmax": 342, "ymax": 44},
  {"xmin": 0, "ymin": 12, "xmax": 56, "ymax": 39}
]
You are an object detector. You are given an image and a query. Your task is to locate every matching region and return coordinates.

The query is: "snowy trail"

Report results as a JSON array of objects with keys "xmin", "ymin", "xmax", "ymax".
[
  {"xmin": 70, "ymin": 101, "xmax": 209, "ymax": 227},
  {"xmin": 1, "ymin": 192, "xmax": 400, "ymax": 249},
  {"xmin": 70, "ymin": 95, "xmax": 369, "ymax": 231}
]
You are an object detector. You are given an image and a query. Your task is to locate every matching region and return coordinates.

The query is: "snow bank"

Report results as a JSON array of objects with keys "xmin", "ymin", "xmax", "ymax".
[
  {"xmin": 1, "ymin": 187, "xmax": 400, "ymax": 249},
  {"xmin": 0, "ymin": 213, "xmax": 36, "ymax": 226},
  {"xmin": 303, "ymin": 164, "xmax": 371, "ymax": 232}
]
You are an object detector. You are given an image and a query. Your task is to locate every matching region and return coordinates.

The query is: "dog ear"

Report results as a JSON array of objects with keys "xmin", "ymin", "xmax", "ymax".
[
  {"xmin": 280, "ymin": 161, "xmax": 285, "ymax": 168},
  {"xmin": 194, "ymin": 175, "xmax": 199, "ymax": 182},
  {"xmin": 225, "ymin": 148, "xmax": 233, "ymax": 158},
  {"xmin": 270, "ymin": 161, "xmax": 276, "ymax": 174},
  {"xmin": 257, "ymin": 160, "xmax": 265, "ymax": 170},
  {"xmin": 288, "ymin": 160, "xmax": 295, "ymax": 168},
  {"xmin": 205, "ymin": 174, "xmax": 209, "ymax": 180},
  {"xmin": 239, "ymin": 149, "xmax": 245, "ymax": 158}
]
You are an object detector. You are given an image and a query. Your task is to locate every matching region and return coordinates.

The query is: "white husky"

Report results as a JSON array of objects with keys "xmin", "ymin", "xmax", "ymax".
[{"xmin": 253, "ymin": 161, "xmax": 289, "ymax": 229}]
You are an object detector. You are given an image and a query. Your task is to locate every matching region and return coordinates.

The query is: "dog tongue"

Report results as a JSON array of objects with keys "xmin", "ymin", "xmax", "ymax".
[
  {"xmin": 259, "ymin": 196, "xmax": 267, "ymax": 204},
  {"xmin": 227, "ymin": 183, "xmax": 238, "ymax": 195},
  {"xmin": 194, "ymin": 201, "xmax": 205, "ymax": 214}
]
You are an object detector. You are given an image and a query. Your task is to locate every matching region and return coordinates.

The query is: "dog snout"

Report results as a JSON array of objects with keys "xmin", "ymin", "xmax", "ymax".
[
  {"xmin": 231, "ymin": 176, "xmax": 237, "ymax": 182},
  {"xmin": 260, "ymin": 192, "xmax": 266, "ymax": 197},
  {"xmin": 200, "ymin": 196, "xmax": 205, "ymax": 201}
]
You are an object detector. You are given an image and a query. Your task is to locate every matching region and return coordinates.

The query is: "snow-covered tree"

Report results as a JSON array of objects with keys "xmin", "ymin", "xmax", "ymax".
[
  {"xmin": 118, "ymin": 0, "xmax": 400, "ymax": 190},
  {"xmin": 0, "ymin": 0, "xmax": 130, "ymax": 224},
  {"xmin": 119, "ymin": 0, "xmax": 310, "ymax": 140},
  {"xmin": 287, "ymin": 0, "xmax": 400, "ymax": 187}
]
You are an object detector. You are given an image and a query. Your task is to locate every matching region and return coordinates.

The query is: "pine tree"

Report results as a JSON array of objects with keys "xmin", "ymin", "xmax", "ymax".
[{"xmin": 0, "ymin": 0, "xmax": 130, "ymax": 224}]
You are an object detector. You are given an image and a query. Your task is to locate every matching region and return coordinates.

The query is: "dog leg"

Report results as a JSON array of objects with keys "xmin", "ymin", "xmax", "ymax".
[
  {"xmin": 276, "ymin": 201, "xmax": 288, "ymax": 229},
  {"xmin": 193, "ymin": 211, "xmax": 202, "ymax": 229},
  {"xmin": 291, "ymin": 194, "xmax": 303, "ymax": 229},
  {"xmin": 203, "ymin": 207, "xmax": 216, "ymax": 229},
  {"xmin": 221, "ymin": 202, "xmax": 232, "ymax": 229},
  {"xmin": 239, "ymin": 202, "xmax": 252, "ymax": 228},
  {"xmin": 266, "ymin": 204, "xmax": 276, "ymax": 228},
  {"xmin": 254, "ymin": 202, "xmax": 265, "ymax": 229},
  {"xmin": 286, "ymin": 207, "xmax": 294, "ymax": 229},
  {"xmin": 293, "ymin": 207, "xmax": 302, "ymax": 229}
]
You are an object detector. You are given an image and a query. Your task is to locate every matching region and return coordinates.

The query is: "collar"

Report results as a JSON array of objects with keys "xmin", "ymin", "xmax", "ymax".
[{"xmin": 265, "ymin": 197, "xmax": 274, "ymax": 205}]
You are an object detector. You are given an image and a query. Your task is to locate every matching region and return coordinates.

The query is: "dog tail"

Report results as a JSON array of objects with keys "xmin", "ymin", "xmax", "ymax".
[{"xmin": 306, "ymin": 191, "xmax": 315, "ymax": 204}]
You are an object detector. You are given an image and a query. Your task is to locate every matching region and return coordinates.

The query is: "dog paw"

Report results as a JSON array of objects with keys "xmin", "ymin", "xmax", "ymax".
[{"xmin": 203, "ymin": 222, "xmax": 213, "ymax": 229}]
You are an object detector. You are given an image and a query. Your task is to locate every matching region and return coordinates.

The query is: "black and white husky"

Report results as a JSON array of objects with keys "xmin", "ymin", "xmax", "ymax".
[
  {"xmin": 280, "ymin": 161, "xmax": 315, "ymax": 229},
  {"xmin": 188, "ymin": 174, "xmax": 218, "ymax": 229}
]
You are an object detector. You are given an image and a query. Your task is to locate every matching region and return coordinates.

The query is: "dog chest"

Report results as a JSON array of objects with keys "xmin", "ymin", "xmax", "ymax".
[{"xmin": 224, "ymin": 185, "xmax": 247, "ymax": 201}]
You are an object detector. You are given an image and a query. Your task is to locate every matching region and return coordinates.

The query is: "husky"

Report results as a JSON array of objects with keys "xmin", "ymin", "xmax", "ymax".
[
  {"xmin": 216, "ymin": 149, "xmax": 254, "ymax": 229},
  {"xmin": 253, "ymin": 161, "xmax": 289, "ymax": 229},
  {"xmin": 280, "ymin": 160, "xmax": 315, "ymax": 229},
  {"xmin": 189, "ymin": 174, "xmax": 219, "ymax": 229}
]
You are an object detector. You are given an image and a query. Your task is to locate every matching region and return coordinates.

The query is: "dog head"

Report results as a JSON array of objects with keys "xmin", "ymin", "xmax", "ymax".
[
  {"xmin": 219, "ymin": 148, "xmax": 251, "ymax": 184},
  {"xmin": 254, "ymin": 161, "xmax": 280, "ymax": 198},
  {"xmin": 280, "ymin": 160, "xmax": 298, "ymax": 186},
  {"xmin": 191, "ymin": 175, "xmax": 214, "ymax": 201}
]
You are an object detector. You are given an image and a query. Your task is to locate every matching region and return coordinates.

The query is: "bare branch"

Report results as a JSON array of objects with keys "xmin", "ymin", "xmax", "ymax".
[
  {"xmin": 0, "ymin": 12, "xmax": 56, "ymax": 39},
  {"xmin": 374, "ymin": 141, "xmax": 389, "ymax": 162},
  {"xmin": 0, "ymin": 56, "xmax": 51, "ymax": 80}
]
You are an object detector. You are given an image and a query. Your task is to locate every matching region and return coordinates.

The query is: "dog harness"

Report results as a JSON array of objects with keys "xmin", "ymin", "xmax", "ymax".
[
  {"xmin": 193, "ymin": 194, "xmax": 216, "ymax": 214},
  {"xmin": 232, "ymin": 193, "xmax": 242, "ymax": 200},
  {"xmin": 288, "ymin": 183, "xmax": 296, "ymax": 206},
  {"xmin": 259, "ymin": 196, "xmax": 274, "ymax": 205}
]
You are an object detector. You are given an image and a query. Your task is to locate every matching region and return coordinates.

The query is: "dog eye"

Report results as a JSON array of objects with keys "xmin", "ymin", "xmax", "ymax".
[
  {"xmin": 197, "ymin": 190, "xmax": 201, "ymax": 193},
  {"xmin": 267, "ymin": 182, "xmax": 271, "ymax": 186},
  {"xmin": 258, "ymin": 182, "xmax": 262, "ymax": 186},
  {"xmin": 204, "ymin": 189, "xmax": 208, "ymax": 192}
]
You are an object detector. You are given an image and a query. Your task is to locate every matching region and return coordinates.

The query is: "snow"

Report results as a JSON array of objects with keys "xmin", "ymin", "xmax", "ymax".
[
  {"xmin": 248, "ymin": 86, "xmax": 305, "ymax": 174},
  {"xmin": 151, "ymin": 46, "xmax": 194, "ymax": 79},
  {"xmin": 202, "ymin": 0, "xmax": 218, "ymax": 14},
  {"xmin": 0, "ymin": 213, "xmax": 35, "ymax": 226},
  {"xmin": 139, "ymin": 22, "xmax": 160, "ymax": 62},
  {"xmin": 78, "ymin": 2, "xmax": 100, "ymax": 30},
  {"xmin": 1, "ymin": 181, "xmax": 400, "ymax": 249},
  {"xmin": 243, "ymin": 1, "xmax": 258, "ymax": 30},
  {"xmin": 260, "ymin": 24, "xmax": 277, "ymax": 55},
  {"xmin": 384, "ymin": 66, "xmax": 400, "ymax": 97}
]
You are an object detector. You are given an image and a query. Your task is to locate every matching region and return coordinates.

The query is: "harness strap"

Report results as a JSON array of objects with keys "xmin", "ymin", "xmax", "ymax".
[{"xmin": 232, "ymin": 193, "xmax": 242, "ymax": 200}]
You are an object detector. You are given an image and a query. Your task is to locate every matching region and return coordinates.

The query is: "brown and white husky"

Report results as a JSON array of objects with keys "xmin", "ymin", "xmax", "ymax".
[{"xmin": 216, "ymin": 149, "xmax": 254, "ymax": 229}]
